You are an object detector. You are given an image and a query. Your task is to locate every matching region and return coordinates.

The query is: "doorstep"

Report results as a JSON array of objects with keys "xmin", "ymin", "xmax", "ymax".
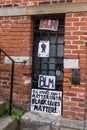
[{"xmin": 20, "ymin": 111, "xmax": 86, "ymax": 130}]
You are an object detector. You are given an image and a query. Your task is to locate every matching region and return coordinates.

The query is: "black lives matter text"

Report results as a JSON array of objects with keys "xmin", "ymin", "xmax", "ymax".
[{"xmin": 31, "ymin": 89, "xmax": 62, "ymax": 115}]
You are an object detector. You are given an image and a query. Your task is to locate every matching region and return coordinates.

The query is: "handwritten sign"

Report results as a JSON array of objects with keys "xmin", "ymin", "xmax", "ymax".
[
  {"xmin": 31, "ymin": 89, "xmax": 62, "ymax": 115},
  {"xmin": 38, "ymin": 75, "xmax": 55, "ymax": 89},
  {"xmin": 39, "ymin": 19, "xmax": 59, "ymax": 31},
  {"xmin": 38, "ymin": 40, "xmax": 49, "ymax": 57}
]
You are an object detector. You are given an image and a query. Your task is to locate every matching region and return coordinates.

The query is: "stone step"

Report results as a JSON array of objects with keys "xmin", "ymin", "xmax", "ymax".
[
  {"xmin": 20, "ymin": 111, "xmax": 61, "ymax": 130},
  {"xmin": 0, "ymin": 116, "xmax": 18, "ymax": 130}
]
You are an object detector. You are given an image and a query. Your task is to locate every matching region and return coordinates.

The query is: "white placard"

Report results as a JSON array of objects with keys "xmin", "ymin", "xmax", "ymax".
[
  {"xmin": 31, "ymin": 89, "xmax": 62, "ymax": 115},
  {"xmin": 38, "ymin": 75, "xmax": 55, "ymax": 89},
  {"xmin": 38, "ymin": 40, "xmax": 49, "ymax": 57},
  {"xmin": 64, "ymin": 59, "xmax": 79, "ymax": 68}
]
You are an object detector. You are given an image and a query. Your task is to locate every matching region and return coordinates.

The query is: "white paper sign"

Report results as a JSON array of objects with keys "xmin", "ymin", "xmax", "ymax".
[
  {"xmin": 31, "ymin": 89, "xmax": 62, "ymax": 115},
  {"xmin": 38, "ymin": 75, "xmax": 55, "ymax": 89},
  {"xmin": 38, "ymin": 40, "xmax": 49, "ymax": 57}
]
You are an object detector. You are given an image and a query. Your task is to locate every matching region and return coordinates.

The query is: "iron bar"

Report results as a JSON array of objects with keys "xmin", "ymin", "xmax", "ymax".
[
  {"xmin": 0, "ymin": 48, "xmax": 14, "ymax": 62},
  {"xmin": 9, "ymin": 61, "xmax": 14, "ymax": 115}
]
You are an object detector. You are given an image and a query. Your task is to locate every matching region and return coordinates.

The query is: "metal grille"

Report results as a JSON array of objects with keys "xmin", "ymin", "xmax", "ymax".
[{"xmin": 32, "ymin": 15, "xmax": 65, "ymax": 91}]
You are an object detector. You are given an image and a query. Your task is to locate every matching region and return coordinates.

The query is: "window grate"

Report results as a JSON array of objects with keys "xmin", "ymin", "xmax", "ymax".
[{"xmin": 32, "ymin": 15, "xmax": 65, "ymax": 91}]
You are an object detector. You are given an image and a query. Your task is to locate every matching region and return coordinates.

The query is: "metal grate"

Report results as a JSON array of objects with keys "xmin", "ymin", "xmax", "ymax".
[{"xmin": 32, "ymin": 15, "xmax": 65, "ymax": 91}]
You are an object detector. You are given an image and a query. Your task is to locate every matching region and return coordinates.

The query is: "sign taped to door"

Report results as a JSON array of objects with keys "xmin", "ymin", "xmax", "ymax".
[
  {"xmin": 39, "ymin": 19, "xmax": 59, "ymax": 31},
  {"xmin": 38, "ymin": 40, "xmax": 49, "ymax": 57},
  {"xmin": 38, "ymin": 75, "xmax": 56, "ymax": 89},
  {"xmin": 31, "ymin": 89, "xmax": 62, "ymax": 115}
]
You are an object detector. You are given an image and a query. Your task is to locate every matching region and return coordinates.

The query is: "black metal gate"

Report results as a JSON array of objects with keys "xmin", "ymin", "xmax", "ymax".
[{"xmin": 32, "ymin": 15, "xmax": 65, "ymax": 92}]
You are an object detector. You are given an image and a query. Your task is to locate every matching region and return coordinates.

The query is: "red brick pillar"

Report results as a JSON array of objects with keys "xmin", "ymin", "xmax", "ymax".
[{"xmin": 63, "ymin": 13, "xmax": 87, "ymax": 120}]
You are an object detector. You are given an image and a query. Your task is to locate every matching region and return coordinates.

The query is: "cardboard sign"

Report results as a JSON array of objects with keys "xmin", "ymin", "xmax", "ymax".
[
  {"xmin": 38, "ymin": 40, "xmax": 49, "ymax": 57},
  {"xmin": 31, "ymin": 89, "xmax": 62, "ymax": 115},
  {"xmin": 39, "ymin": 19, "xmax": 59, "ymax": 31},
  {"xmin": 38, "ymin": 75, "xmax": 55, "ymax": 89}
]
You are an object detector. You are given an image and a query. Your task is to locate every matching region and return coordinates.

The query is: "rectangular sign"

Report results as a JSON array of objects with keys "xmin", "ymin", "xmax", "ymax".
[
  {"xmin": 39, "ymin": 19, "xmax": 59, "ymax": 31},
  {"xmin": 38, "ymin": 75, "xmax": 56, "ymax": 89},
  {"xmin": 38, "ymin": 40, "xmax": 49, "ymax": 57},
  {"xmin": 31, "ymin": 89, "xmax": 62, "ymax": 115}
]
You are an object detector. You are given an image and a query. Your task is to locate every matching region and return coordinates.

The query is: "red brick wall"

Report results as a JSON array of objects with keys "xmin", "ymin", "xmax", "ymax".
[
  {"xmin": 0, "ymin": 0, "xmax": 72, "ymax": 7},
  {"xmin": 63, "ymin": 13, "xmax": 87, "ymax": 120},
  {"xmin": 0, "ymin": 16, "xmax": 33, "ymax": 109},
  {"xmin": 1, "ymin": 0, "xmax": 87, "ymax": 7}
]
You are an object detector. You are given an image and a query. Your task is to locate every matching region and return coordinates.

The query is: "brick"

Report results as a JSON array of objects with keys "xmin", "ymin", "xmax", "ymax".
[
  {"xmin": 66, "ymin": 13, "xmax": 73, "ymax": 17},
  {"xmin": 63, "ymin": 111, "xmax": 77, "ymax": 117},
  {"xmin": 65, "ymin": 35, "xmax": 79, "ymax": 40},
  {"xmin": 64, "ymin": 73, "xmax": 71, "ymax": 78},
  {"xmin": 65, "ymin": 17, "xmax": 79, "ymax": 22},
  {"xmin": 64, "ymin": 68, "xmax": 71, "ymax": 73},
  {"xmin": 63, "ymin": 101, "xmax": 77, "ymax": 107},
  {"xmin": 65, "ymin": 45, "xmax": 78, "ymax": 49},
  {"xmin": 80, "ymin": 27, "xmax": 87, "ymax": 31},
  {"xmin": 71, "ymin": 106, "xmax": 85, "ymax": 113},
  {"xmin": 80, "ymin": 63, "xmax": 87, "ymax": 69},
  {"xmin": 73, "ymin": 22, "xmax": 87, "ymax": 27},
  {"xmin": 65, "ymin": 26, "xmax": 79, "ymax": 31},
  {"xmin": 64, "ymin": 54, "xmax": 79, "ymax": 59},
  {"xmin": 64, "ymin": 92, "xmax": 77, "ymax": 97},
  {"xmin": 63, "ymin": 82, "xmax": 71, "ymax": 87},
  {"xmin": 80, "ymin": 46, "xmax": 86, "ymax": 50},
  {"xmin": 71, "ymin": 98, "xmax": 85, "ymax": 102},
  {"xmin": 78, "ymin": 103, "xmax": 85, "ymax": 108},
  {"xmin": 64, "ymin": 50, "xmax": 71, "ymax": 54},
  {"xmin": 71, "ymin": 87, "xmax": 85, "ymax": 93},
  {"xmin": 76, "ymin": 113, "xmax": 85, "ymax": 120},
  {"xmin": 64, "ymin": 78, "xmax": 70, "ymax": 82},
  {"xmin": 63, "ymin": 87, "xmax": 70, "ymax": 91},
  {"xmin": 73, "ymin": 31, "xmax": 86, "ymax": 35}
]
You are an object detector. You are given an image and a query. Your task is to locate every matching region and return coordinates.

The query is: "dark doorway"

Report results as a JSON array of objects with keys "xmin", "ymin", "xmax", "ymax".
[{"xmin": 32, "ymin": 15, "xmax": 65, "ymax": 92}]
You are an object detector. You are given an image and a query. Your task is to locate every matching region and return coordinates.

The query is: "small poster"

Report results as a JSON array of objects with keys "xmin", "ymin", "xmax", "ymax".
[
  {"xmin": 39, "ymin": 19, "xmax": 59, "ymax": 31},
  {"xmin": 31, "ymin": 89, "xmax": 62, "ymax": 115},
  {"xmin": 38, "ymin": 40, "xmax": 49, "ymax": 57},
  {"xmin": 38, "ymin": 75, "xmax": 55, "ymax": 89}
]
